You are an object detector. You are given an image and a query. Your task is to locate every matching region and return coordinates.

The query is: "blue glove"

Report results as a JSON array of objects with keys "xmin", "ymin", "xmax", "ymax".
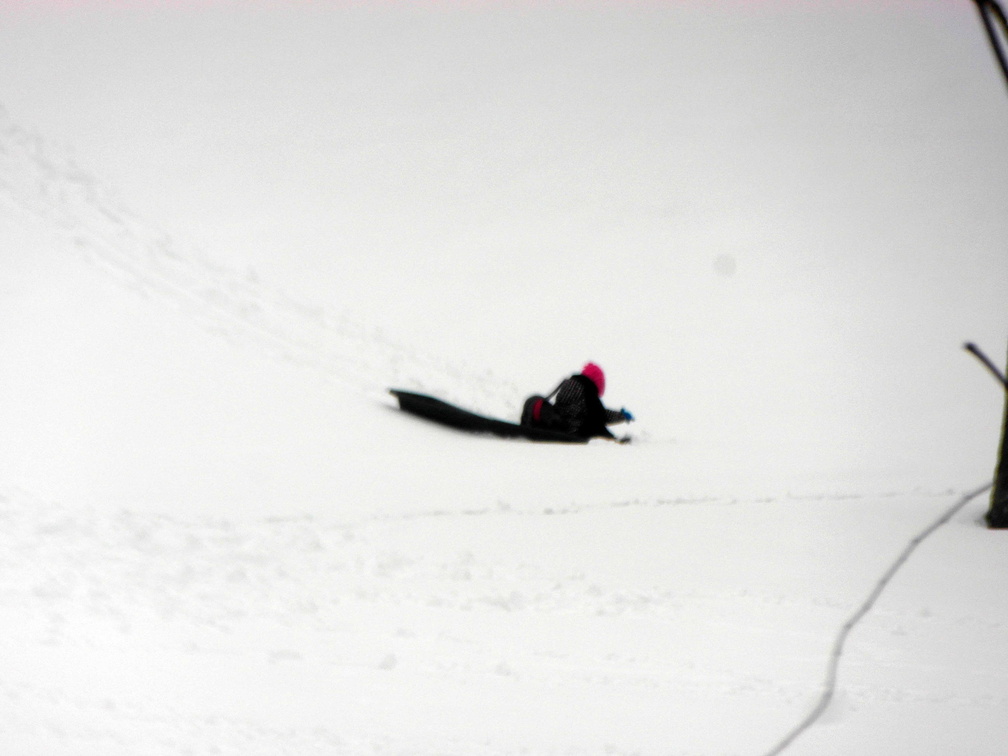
[{"xmin": 620, "ymin": 408, "xmax": 634, "ymax": 423}]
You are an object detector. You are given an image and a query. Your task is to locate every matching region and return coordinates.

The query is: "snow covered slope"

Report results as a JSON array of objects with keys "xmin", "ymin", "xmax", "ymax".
[{"xmin": 2, "ymin": 2, "xmax": 1007, "ymax": 754}]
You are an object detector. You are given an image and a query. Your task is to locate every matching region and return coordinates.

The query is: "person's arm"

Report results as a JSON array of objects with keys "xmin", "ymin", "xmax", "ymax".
[{"xmin": 603, "ymin": 406, "xmax": 634, "ymax": 425}]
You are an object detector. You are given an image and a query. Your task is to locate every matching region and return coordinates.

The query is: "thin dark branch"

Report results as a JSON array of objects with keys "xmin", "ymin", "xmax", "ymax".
[
  {"xmin": 974, "ymin": 0, "xmax": 1008, "ymax": 95},
  {"xmin": 965, "ymin": 342, "xmax": 1008, "ymax": 390}
]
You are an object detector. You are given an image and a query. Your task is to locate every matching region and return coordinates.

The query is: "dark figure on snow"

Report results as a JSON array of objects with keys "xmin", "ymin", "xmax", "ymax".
[{"xmin": 521, "ymin": 362, "xmax": 633, "ymax": 440}]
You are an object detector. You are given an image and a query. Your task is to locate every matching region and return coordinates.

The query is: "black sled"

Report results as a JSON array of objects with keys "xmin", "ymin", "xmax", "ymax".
[{"xmin": 389, "ymin": 389, "xmax": 589, "ymax": 444}]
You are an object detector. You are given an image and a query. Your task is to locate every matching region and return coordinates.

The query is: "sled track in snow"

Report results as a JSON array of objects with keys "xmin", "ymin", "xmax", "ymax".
[
  {"xmin": 763, "ymin": 481, "xmax": 995, "ymax": 755},
  {"xmin": 0, "ymin": 107, "xmax": 521, "ymax": 415}
]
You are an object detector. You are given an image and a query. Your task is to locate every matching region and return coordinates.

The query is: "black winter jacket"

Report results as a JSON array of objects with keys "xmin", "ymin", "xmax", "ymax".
[{"xmin": 552, "ymin": 374, "xmax": 625, "ymax": 439}]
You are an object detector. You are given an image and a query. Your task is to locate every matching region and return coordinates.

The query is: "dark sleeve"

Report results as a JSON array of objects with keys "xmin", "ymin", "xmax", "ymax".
[{"xmin": 602, "ymin": 407, "xmax": 626, "ymax": 425}]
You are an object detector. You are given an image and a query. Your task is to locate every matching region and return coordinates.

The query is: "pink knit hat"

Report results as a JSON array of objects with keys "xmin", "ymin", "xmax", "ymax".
[{"xmin": 581, "ymin": 362, "xmax": 605, "ymax": 396}]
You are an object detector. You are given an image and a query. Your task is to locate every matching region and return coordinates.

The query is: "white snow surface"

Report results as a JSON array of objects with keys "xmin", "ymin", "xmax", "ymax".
[{"xmin": 2, "ymin": 2, "xmax": 1008, "ymax": 754}]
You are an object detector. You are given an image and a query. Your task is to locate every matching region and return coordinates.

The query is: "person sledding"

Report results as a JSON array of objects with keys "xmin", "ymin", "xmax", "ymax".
[{"xmin": 521, "ymin": 362, "xmax": 634, "ymax": 441}]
